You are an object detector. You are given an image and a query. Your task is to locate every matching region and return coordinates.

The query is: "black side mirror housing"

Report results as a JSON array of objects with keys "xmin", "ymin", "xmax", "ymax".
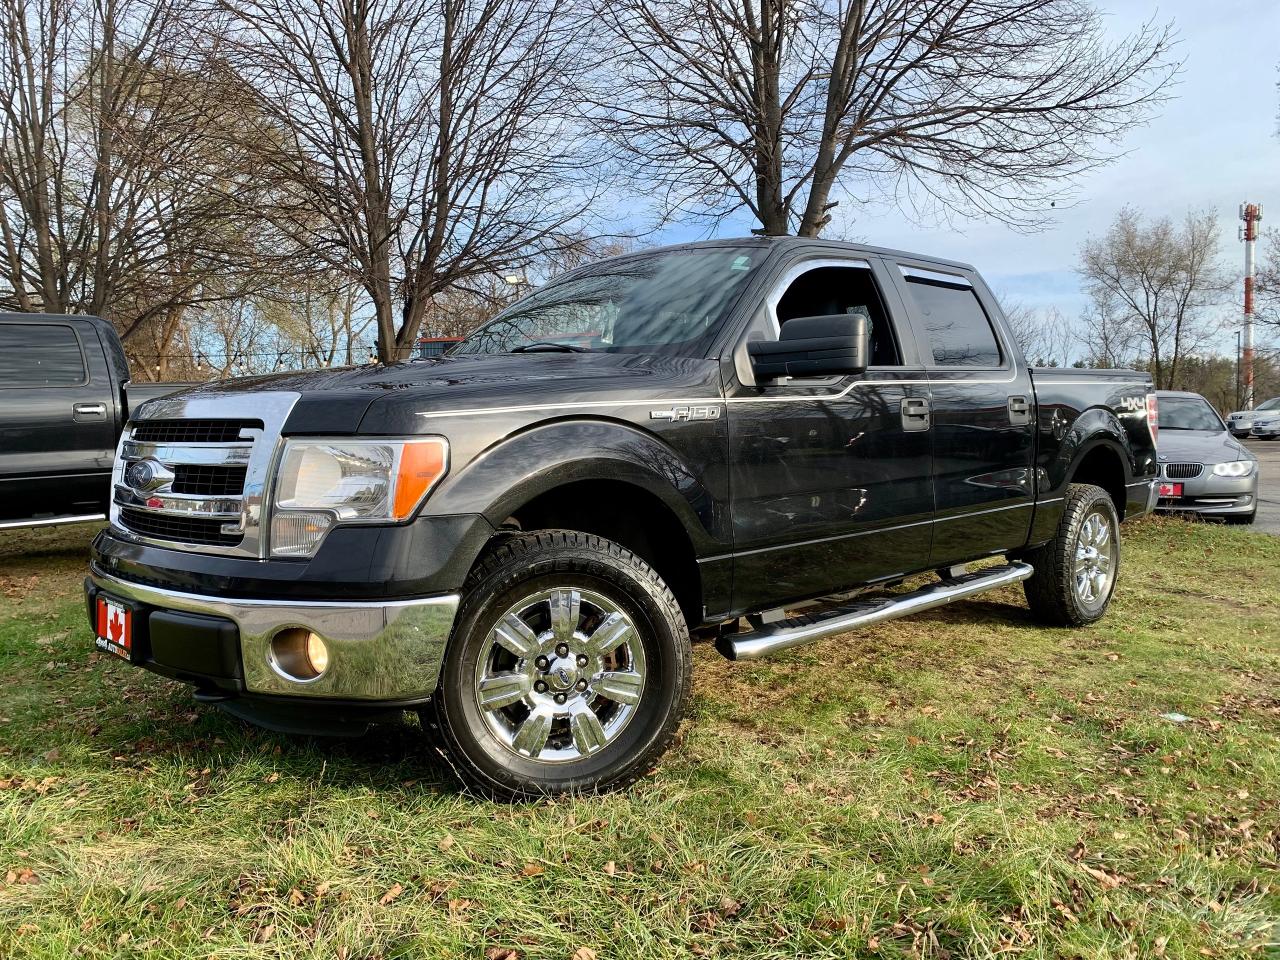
[{"xmin": 747, "ymin": 313, "xmax": 870, "ymax": 379}]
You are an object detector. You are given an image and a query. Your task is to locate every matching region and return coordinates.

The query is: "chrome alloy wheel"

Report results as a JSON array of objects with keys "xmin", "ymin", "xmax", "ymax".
[
  {"xmin": 1073, "ymin": 509, "xmax": 1115, "ymax": 606},
  {"xmin": 472, "ymin": 587, "xmax": 647, "ymax": 763}
]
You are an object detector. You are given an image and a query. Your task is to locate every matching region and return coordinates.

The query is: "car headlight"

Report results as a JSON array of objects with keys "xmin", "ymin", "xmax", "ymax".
[
  {"xmin": 269, "ymin": 437, "xmax": 448, "ymax": 557},
  {"xmin": 1212, "ymin": 460, "xmax": 1254, "ymax": 478}
]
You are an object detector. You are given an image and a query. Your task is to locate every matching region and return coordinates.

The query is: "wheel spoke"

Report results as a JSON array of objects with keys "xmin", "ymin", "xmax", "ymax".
[
  {"xmin": 549, "ymin": 589, "xmax": 581, "ymax": 644},
  {"xmin": 477, "ymin": 672, "xmax": 531, "ymax": 710},
  {"xmin": 594, "ymin": 670, "xmax": 644, "ymax": 705},
  {"xmin": 510, "ymin": 706, "xmax": 554, "ymax": 758},
  {"xmin": 584, "ymin": 612, "xmax": 633, "ymax": 658},
  {"xmin": 1094, "ymin": 521, "xmax": 1111, "ymax": 549},
  {"xmin": 569, "ymin": 703, "xmax": 608, "ymax": 755},
  {"xmin": 493, "ymin": 612, "xmax": 540, "ymax": 659}
]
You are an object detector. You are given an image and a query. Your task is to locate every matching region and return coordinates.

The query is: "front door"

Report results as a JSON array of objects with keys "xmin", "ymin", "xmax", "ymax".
[
  {"xmin": 886, "ymin": 263, "xmax": 1036, "ymax": 566},
  {"xmin": 725, "ymin": 256, "xmax": 935, "ymax": 612}
]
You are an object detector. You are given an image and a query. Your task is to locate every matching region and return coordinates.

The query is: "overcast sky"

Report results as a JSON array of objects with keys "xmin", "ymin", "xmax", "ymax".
[{"xmin": 653, "ymin": 0, "xmax": 1280, "ymax": 354}]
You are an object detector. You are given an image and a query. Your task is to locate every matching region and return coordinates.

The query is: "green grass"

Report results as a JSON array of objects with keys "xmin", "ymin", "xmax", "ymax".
[{"xmin": 0, "ymin": 518, "xmax": 1278, "ymax": 959}]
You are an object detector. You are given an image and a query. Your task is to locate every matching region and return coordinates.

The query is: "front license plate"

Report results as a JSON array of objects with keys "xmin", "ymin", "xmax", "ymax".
[
  {"xmin": 1158, "ymin": 482, "xmax": 1182, "ymax": 497},
  {"xmin": 95, "ymin": 596, "xmax": 133, "ymax": 660}
]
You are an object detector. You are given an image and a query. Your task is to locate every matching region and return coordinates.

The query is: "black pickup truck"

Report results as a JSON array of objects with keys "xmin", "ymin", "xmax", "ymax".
[
  {"xmin": 0, "ymin": 313, "xmax": 186, "ymax": 528},
  {"xmin": 85, "ymin": 238, "xmax": 1159, "ymax": 797}
]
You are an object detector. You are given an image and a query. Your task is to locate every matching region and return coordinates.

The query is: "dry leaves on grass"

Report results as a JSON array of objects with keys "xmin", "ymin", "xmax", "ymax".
[
  {"xmin": 378, "ymin": 883, "xmax": 404, "ymax": 905},
  {"xmin": 572, "ymin": 949, "xmax": 598, "ymax": 960}
]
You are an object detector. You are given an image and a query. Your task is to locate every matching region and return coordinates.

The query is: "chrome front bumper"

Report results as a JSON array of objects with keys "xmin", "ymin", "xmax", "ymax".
[{"xmin": 89, "ymin": 569, "xmax": 459, "ymax": 701}]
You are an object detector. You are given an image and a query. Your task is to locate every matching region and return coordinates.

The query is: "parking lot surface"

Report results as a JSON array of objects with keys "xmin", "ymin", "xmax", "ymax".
[{"xmin": 1243, "ymin": 438, "xmax": 1280, "ymax": 535}]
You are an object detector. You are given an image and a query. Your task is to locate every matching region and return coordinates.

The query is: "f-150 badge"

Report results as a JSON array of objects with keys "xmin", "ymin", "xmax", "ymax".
[{"xmin": 650, "ymin": 405, "xmax": 722, "ymax": 422}]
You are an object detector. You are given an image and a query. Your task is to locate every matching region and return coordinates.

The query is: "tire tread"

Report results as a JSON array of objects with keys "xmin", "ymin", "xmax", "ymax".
[{"xmin": 428, "ymin": 529, "xmax": 691, "ymax": 800}]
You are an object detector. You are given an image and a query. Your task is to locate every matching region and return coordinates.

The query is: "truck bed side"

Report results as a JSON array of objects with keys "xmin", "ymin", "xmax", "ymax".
[{"xmin": 1027, "ymin": 367, "xmax": 1158, "ymax": 547}]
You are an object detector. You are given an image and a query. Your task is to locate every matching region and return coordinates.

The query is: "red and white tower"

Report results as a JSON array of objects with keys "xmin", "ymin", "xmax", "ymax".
[{"xmin": 1240, "ymin": 202, "xmax": 1263, "ymax": 409}]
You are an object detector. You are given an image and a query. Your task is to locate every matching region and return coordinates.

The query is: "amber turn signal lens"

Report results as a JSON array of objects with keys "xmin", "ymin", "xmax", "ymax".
[{"xmin": 392, "ymin": 439, "xmax": 449, "ymax": 520}]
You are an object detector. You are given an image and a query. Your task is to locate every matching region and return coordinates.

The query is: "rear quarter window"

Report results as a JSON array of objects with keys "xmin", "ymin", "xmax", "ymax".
[{"xmin": 0, "ymin": 323, "xmax": 88, "ymax": 387}]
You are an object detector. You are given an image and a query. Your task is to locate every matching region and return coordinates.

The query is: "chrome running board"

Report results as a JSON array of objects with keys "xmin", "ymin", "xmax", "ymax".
[
  {"xmin": 0, "ymin": 513, "xmax": 106, "ymax": 531},
  {"xmin": 717, "ymin": 562, "xmax": 1034, "ymax": 661}
]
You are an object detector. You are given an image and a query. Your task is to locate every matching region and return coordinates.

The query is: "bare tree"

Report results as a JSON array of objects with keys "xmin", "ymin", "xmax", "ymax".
[
  {"xmin": 1075, "ymin": 297, "xmax": 1139, "ymax": 371},
  {"xmin": 1079, "ymin": 208, "xmax": 1227, "ymax": 390},
  {"xmin": 218, "ymin": 0, "xmax": 601, "ymax": 362},
  {"xmin": 1254, "ymin": 226, "xmax": 1280, "ymax": 333},
  {"xmin": 0, "ymin": 0, "xmax": 284, "ymax": 348},
  {"xmin": 1001, "ymin": 299, "xmax": 1075, "ymax": 366},
  {"xmin": 588, "ymin": 0, "xmax": 1178, "ymax": 236}
]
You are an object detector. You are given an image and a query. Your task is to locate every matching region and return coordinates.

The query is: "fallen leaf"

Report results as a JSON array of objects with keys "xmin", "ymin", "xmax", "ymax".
[
  {"xmin": 438, "ymin": 834, "xmax": 456, "ymax": 852},
  {"xmin": 485, "ymin": 949, "xmax": 521, "ymax": 960},
  {"xmin": 720, "ymin": 896, "xmax": 742, "ymax": 918},
  {"xmin": 521, "ymin": 863, "xmax": 545, "ymax": 877},
  {"xmin": 379, "ymin": 883, "xmax": 404, "ymax": 905},
  {"xmin": 571, "ymin": 949, "xmax": 597, "ymax": 960},
  {"xmin": 603, "ymin": 861, "xmax": 617, "ymax": 876}
]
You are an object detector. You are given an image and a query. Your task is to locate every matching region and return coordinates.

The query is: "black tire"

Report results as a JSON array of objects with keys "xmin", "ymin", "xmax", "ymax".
[
  {"xmin": 428, "ymin": 530, "xmax": 692, "ymax": 799},
  {"xmin": 1022, "ymin": 483, "xmax": 1120, "ymax": 627}
]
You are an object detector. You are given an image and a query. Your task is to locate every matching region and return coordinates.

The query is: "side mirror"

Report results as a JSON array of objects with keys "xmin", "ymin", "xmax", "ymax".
[{"xmin": 747, "ymin": 313, "xmax": 870, "ymax": 379}]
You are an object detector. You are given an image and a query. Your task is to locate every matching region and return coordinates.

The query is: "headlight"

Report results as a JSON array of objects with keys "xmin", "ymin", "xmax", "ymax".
[
  {"xmin": 270, "ymin": 437, "xmax": 448, "ymax": 557},
  {"xmin": 1212, "ymin": 460, "xmax": 1254, "ymax": 478}
]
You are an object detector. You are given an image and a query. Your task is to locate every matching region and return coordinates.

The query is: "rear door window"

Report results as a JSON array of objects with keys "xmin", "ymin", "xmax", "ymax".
[
  {"xmin": 0, "ymin": 323, "xmax": 88, "ymax": 387},
  {"xmin": 902, "ymin": 272, "xmax": 1002, "ymax": 367}
]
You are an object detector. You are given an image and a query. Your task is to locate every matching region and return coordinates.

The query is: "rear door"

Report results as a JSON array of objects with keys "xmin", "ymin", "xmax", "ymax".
[
  {"xmin": 0, "ymin": 320, "xmax": 118, "ymax": 521},
  {"xmin": 724, "ymin": 254, "xmax": 935, "ymax": 611},
  {"xmin": 886, "ymin": 262, "xmax": 1036, "ymax": 566}
]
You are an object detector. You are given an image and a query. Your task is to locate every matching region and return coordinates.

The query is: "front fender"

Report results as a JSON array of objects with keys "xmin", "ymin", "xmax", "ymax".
[{"xmin": 422, "ymin": 419, "xmax": 728, "ymax": 556}]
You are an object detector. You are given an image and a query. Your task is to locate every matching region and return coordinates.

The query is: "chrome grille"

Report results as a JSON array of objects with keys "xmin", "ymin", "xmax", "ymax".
[
  {"xmin": 131, "ymin": 419, "xmax": 261, "ymax": 444},
  {"xmin": 119, "ymin": 508, "xmax": 243, "ymax": 546},
  {"xmin": 171, "ymin": 464, "xmax": 247, "ymax": 496},
  {"xmin": 1163, "ymin": 462, "xmax": 1202, "ymax": 480},
  {"xmin": 109, "ymin": 393, "xmax": 298, "ymax": 557}
]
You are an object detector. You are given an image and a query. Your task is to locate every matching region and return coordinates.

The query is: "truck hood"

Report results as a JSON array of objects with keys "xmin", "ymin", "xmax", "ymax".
[
  {"xmin": 1157, "ymin": 430, "xmax": 1253, "ymax": 464},
  {"xmin": 164, "ymin": 353, "xmax": 720, "ymax": 434}
]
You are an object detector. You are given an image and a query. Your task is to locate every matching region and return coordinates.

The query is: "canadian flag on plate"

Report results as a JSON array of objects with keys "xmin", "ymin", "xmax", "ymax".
[{"xmin": 95, "ymin": 596, "xmax": 132, "ymax": 660}]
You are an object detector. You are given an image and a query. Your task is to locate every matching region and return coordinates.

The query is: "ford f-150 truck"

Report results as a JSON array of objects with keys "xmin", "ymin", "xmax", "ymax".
[
  {"xmin": 85, "ymin": 238, "xmax": 1159, "ymax": 797},
  {"xmin": 1, "ymin": 313, "xmax": 189, "ymax": 528}
]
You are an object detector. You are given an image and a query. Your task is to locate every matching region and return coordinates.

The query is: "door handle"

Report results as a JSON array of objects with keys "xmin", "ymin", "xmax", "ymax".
[
  {"xmin": 901, "ymin": 397, "xmax": 931, "ymax": 432},
  {"xmin": 1007, "ymin": 395, "xmax": 1031, "ymax": 425},
  {"xmin": 73, "ymin": 402, "xmax": 107, "ymax": 421}
]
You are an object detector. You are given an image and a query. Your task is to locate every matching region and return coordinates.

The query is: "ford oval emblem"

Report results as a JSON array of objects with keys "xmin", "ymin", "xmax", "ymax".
[{"xmin": 126, "ymin": 458, "xmax": 172, "ymax": 491}]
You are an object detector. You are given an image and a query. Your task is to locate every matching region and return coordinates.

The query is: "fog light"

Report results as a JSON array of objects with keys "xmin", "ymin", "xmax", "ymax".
[{"xmin": 270, "ymin": 628, "xmax": 329, "ymax": 681}]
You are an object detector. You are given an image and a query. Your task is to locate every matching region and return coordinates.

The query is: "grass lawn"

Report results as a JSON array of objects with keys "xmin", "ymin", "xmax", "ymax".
[{"xmin": 0, "ymin": 517, "xmax": 1277, "ymax": 959}]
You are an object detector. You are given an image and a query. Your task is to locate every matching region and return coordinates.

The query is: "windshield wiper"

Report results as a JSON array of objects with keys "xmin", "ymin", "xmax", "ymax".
[{"xmin": 509, "ymin": 341, "xmax": 590, "ymax": 353}]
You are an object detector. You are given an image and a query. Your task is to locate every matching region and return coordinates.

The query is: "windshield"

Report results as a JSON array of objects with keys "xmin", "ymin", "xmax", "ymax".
[
  {"xmin": 1159, "ymin": 396, "xmax": 1224, "ymax": 431},
  {"xmin": 453, "ymin": 247, "xmax": 762, "ymax": 357},
  {"xmin": 1256, "ymin": 397, "xmax": 1280, "ymax": 411}
]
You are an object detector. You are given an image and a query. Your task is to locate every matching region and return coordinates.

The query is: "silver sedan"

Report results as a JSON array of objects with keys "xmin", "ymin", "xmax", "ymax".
[
  {"xmin": 1227, "ymin": 396, "xmax": 1280, "ymax": 438},
  {"xmin": 1155, "ymin": 391, "xmax": 1259, "ymax": 525}
]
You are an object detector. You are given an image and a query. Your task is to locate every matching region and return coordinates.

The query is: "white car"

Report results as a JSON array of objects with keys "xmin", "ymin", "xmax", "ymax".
[{"xmin": 1227, "ymin": 396, "xmax": 1280, "ymax": 437}]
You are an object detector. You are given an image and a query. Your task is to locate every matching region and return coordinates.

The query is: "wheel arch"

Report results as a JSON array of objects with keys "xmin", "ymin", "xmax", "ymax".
[{"xmin": 426, "ymin": 419, "xmax": 725, "ymax": 626}]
